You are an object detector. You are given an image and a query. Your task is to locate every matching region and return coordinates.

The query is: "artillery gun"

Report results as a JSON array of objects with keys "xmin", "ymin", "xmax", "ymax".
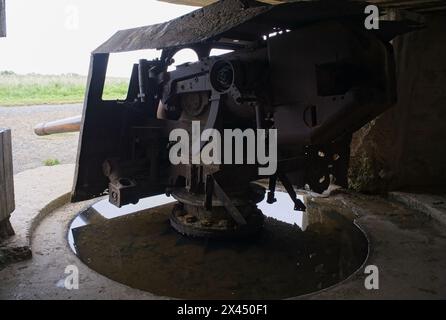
[{"xmin": 35, "ymin": 0, "xmax": 418, "ymax": 238}]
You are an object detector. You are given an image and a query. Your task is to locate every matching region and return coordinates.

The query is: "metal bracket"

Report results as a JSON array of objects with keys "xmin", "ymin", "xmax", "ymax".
[
  {"xmin": 277, "ymin": 172, "xmax": 306, "ymax": 211},
  {"xmin": 267, "ymin": 175, "xmax": 277, "ymax": 204},
  {"xmin": 212, "ymin": 176, "xmax": 247, "ymax": 226}
]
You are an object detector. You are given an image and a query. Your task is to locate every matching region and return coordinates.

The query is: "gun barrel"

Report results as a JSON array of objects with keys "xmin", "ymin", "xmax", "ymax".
[{"xmin": 34, "ymin": 115, "xmax": 82, "ymax": 136}]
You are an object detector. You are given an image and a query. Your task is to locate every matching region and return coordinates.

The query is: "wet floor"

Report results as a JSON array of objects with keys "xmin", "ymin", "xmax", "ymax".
[{"xmin": 69, "ymin": 193, "xmax": 368, "ymax": 299}]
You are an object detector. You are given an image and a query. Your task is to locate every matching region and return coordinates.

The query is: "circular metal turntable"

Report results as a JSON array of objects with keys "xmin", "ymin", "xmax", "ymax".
[{"xmin": 169, "ymin": 183, "xmax": 265, "ymax": 239}]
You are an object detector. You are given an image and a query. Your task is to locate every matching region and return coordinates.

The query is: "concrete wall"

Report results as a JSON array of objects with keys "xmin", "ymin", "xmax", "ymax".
[
  {"xmin": 349, "ymin": 10, "xmax": 446, "ymax": 193},
  {"xmin": 0, "ymin": 0, "xmax": 5, "ymax": 37},
  {"xmin": 0, "ymin": 128, "xmax": 14, "ymax": 238}
]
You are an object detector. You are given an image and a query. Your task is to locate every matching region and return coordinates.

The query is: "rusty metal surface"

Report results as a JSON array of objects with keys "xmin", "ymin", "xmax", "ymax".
[
  {"xmin": 160, "ymin": 0, "xmax": 446, "ymax": 13},
  {"xmin": 94, "ymin": 0, "xmax": 381, "ymax": 54},
  {"xmin": 94, "ymin": 0, "xmax": 270, "ymax": 53}
]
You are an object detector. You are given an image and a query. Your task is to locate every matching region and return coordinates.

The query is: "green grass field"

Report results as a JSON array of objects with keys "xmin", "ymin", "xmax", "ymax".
[{"xmin": 0, "ymin": 71, "xmax": 129, "ymax": 106}]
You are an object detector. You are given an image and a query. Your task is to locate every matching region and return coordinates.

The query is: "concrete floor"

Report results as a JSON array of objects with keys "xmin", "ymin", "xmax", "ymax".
[
  {"xmin": 304, "ymin": 193, "xmax": 446, "ymax": 299},
  {"xmin": 0, "ymin": 165, "xmax": 445, "ymax": 299}
]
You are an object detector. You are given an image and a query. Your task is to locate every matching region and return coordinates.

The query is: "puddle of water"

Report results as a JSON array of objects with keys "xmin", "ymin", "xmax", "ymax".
[
  {"xmin": 68, "ymin": 192, "xmax": 367, "ymax": 299},
  {"xmin": 258, "ymin": 192, "xmax": 307, "ymax": 229},
  {"xmin": 68, "ymin": 194, "xmax": 176, "ymax": 253},
  {"xmin": 69, "ymin": 192, "xmax": 303, "ymax": 253}
]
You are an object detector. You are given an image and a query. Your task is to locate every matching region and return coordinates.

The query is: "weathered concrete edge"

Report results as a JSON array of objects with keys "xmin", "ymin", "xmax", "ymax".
[
  {"xmin": 0, "ymin": 192, "xmax": 72, "ymax": 269},
  {"xmin": 389, "ymin": 192, "xmax": 446, "ymax": 226},
  {"xmin": 0, "ymin": 192, "xmax": 71, "ymax": 270},
  {"xmin": 1, "ymin": 164, "xmax": 75, "ymax": 268},
  {"xmin": 28, "ymin": 192, "xmax": 71, "ymax": 248}
]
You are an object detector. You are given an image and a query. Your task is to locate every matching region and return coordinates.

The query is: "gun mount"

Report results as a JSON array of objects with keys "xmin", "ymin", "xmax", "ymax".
[{"xmin": 57, "ymin": 0, "xmax": 417, "ymax": 238}]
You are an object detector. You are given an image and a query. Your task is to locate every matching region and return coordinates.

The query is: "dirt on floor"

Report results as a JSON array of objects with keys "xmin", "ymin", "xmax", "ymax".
[{"xmin": 0, "ymin": 104, "xmax": 82, "ymax": 174}]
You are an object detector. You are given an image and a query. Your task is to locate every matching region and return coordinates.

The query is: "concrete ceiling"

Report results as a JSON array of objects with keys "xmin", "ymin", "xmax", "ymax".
[{"xmin": 160, "ymin": 0, "xmax": 446, "ymax": 13}]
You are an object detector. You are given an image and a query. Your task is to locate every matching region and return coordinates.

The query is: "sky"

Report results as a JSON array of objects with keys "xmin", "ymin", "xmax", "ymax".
[{"xmin": 0, "ymin": 0, "xmax": 198, "ymax": 76}]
